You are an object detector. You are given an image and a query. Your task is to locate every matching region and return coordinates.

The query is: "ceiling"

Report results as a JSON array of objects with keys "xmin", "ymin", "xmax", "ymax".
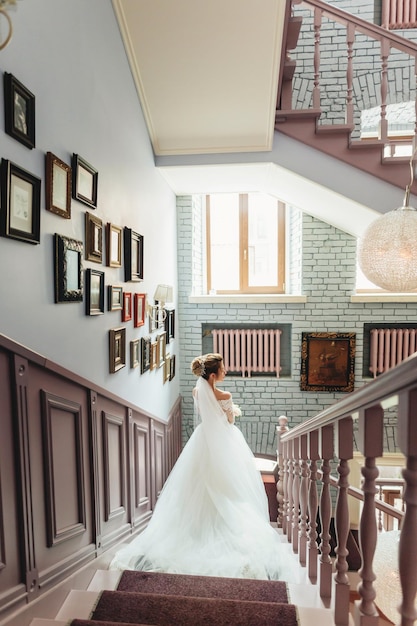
[
  {"xmin": 112, "ymin": 0, "xmax": 286, "ymax": 156},
  {"xmin": 111, "ymin": 0, "xmax": 401, "ymax": 238}
]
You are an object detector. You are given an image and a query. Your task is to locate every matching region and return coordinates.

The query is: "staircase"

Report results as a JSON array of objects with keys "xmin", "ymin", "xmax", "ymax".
[
  {"xmin": 26, "ymin": 531, "xmax": 342, "ymax": 626},
  {"xmin": 276, "ymin": 0, "xmax": 417, "ymax": 195}
]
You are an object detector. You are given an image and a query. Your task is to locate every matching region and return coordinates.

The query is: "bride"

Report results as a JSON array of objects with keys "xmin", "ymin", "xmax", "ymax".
[{"xmin": 110, "ymin": 353, "xmax": 297, "ymax": 581}]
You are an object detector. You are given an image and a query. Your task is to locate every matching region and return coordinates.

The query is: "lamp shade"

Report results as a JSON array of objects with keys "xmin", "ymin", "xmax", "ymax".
[
  {"xmin": 153, "ymin": 284, "xmax": 173, "ymax": 304},
  {"xmin": 358, "ymin": 206, "xmax": 417, "ymax": 292}
]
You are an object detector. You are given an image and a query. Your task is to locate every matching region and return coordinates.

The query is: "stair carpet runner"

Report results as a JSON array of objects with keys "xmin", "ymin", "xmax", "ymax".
[{"xmin": 69, "ymin": 571, "xmax": 299, "ymax": 626}]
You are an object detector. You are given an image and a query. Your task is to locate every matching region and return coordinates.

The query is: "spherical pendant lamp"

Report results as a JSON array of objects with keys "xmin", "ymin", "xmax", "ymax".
[{"xmin": 358, "ymin": 150, "xmax": 417, "ymax": 292}]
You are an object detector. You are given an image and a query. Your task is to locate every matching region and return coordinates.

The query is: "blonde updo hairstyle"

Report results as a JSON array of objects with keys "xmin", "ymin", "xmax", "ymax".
[{"xmin": 191, "ymin": 353, "xmax": 223, "ymax": 380}]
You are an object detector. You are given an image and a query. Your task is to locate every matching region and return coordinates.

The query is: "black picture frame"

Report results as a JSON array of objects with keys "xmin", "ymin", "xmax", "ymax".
[
  {"xmin": 0, "ymin": 159, "xmax": 41, "ymax": 244},
  {"xmin": 45, "ymin": 152, "xmax": 72, "ymax": 219},
  {"xmin": 3, "ymin": 72, "xmax": 36, "ymax": 149},
  {"xmin": 85, "ymin": 268, "xmax": 105, "ymax": 316},
  {"xmin": 54, "ymin": 234, "xmax": 83, "ymax": 303},
  {"xmin": 72, "ymin": 154, "xmax": 98, "ymax": 209},
  {"xmin": 141, "ymin": 336, "xmax": 151, "ymax": 374},
  {"xmin": 164, "ymin": 308, "xmax": 175, "ymax": 343},
  {"xmin": 124, "ymin": 227, "xmax": 144, "ymax": 282},
  {"xmin": 85, "ymin": 211, "xmax": 103, "ymax": 263},
  {"xmin": 109, "ymin": 327, "xmax": 126, "ymax": 373},
  {"xmin": 300, "ymin": 332, "xmax": 356, "ymax": 392}
]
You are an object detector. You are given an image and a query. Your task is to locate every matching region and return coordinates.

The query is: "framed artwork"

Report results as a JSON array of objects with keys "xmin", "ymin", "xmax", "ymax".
[
  {"xmin": 134, "ymin": 293, "xmax": 146, "ymax": 328},
  {"xmin": 124, "ymin": 227, "xmax": 144, "ymax": 282},
  {"xmin": 148, "ymin": 305, "xmax": 158, "ymax": 333},
  {"xmin": 150, "ymin": 340, "xmax": 158, "ymax": 371},
  {"xmin": 130, "ymin": 339, "xmax": 140, "ymax": 369},
  {"xmin": 109, "ymin": 327, "xmax": 126, "ymax": 373},
  {"xmin": 45, "ymin": 152, "xmax": 71, "ymax": 218},
  {"xmin": 3, "ymin": 72, "xmax": 35, "ymax": 149},
  {"xmin": 122, "ymin": 292, "xmax": 132, "ymax": 322},
  {"xmin": 54, "ymin": 234, "xmax": 83, "ymax": 303},
  {"xmin": 72, "ymin": 154, "xmax": 98, "ymax": 209},
  {"xmin": 141, "ymin": 336, "xmax": 151, "ymax": 374},
  {"xmin": 0, "ymin": 159, "xmax": 41, "ymax": 244},
  {"xmin": 300, "ymin": 332, "xmax": 356, "ymax": 392},
  {"xmin": 165, "ymin": 308, "xmax": 175, "ymax": 343},
  {"xmin": 85, "ymin": 268, "xmax": 104, "ymax": 316},
  {"xmin": 157, "ymin": 331, "xmax": 166, "ymax": 368},
  {"xmin": 106, "ymin": 222, "xmax": 122, "ymax": 267},
  {"xmin": 169, "ymin": 354, "xmax": 176, "ymax": 381},
  {"xmin": 85, "ymin": 211, "xmax": 103, "ymax": 263},
  {"xmin": 108, "ymin": 285, "xmax": 123, "ymax": 311},
  {"xmin": 164, "ymin": 353, "xmax": 171, "ymax": 383}
]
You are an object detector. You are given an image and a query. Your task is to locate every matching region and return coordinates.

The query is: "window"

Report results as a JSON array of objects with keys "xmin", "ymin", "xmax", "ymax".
[{"xmin": 206, "ymin": 193, "xmax": 286, "ymax": 294}]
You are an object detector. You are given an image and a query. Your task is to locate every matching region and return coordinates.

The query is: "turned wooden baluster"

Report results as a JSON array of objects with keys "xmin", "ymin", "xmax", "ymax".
[
  {"xmin": 276, "ymin": 416, "xmax": 289, "ymax": 529},
  {"xmin": 334, "ymin": 417, "xmax": 354, "ymax": 626},
  {"xmin": 292, "ymin": 437, "xmax": 301, "ymax": 554},
  {"xmin": 319, "ymin": 423, "xmax": 334, "ymax": 600},
  {"xmin": 346, "ymin": 22, "xmax": 355, "ymax": 128},
  {"xmin": 282, "ymin": 440, "xmax": 289, "ymax": 537},
  {"xmin": 354, "ymin": 405, "xmax": 383, "ymax": 626},
  {"xmin": 299, "ymin": 433, "xmax": 309, "ymax": 567},
  {"xmin": 312, "ymin": 6, "xmax": 322, "ymax": 110},
  {"xmin": 308, "ymin": 429, "xmax": 319, "ymax": 584},
  {"xmin": 397, "ymin": 388, "xmax": 417, "ymax": 626},
  {"xmin": 287, "ymin": 440, "xmax": 294, "ymax": 544},
  {"xmin": 379, "ymin": 38, "xmax": 389, "ymax": 142}
]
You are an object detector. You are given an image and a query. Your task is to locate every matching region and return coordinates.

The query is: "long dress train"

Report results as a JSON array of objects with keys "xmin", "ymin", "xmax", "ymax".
[{"xmin": 110, "ymin": 377, "xmax": 298, "ymax": 581}]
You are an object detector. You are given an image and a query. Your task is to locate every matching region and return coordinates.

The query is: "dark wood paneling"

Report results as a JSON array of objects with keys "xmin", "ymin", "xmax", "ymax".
[{"xmin": 40, "ymin": 391, "xmax": 86, "ymax": 547}]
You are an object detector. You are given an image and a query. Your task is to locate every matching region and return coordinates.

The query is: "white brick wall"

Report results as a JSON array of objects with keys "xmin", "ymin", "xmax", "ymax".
[{"xmin": 177, "ymin": 195, "xmax": 417, "ymax": 457}]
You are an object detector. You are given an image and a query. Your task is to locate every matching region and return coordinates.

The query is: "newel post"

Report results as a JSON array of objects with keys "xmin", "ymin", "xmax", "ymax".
[
  {"xmin": 397, "ymin": 388, "xmax": 417, "ymax": 626},
  {"xmin": 276, "ymin": 415, "xmax": 289, "ymax": 529},
  {"xmin": 354, "ymin": 404, "xmax": 383, "ymax": 626}
]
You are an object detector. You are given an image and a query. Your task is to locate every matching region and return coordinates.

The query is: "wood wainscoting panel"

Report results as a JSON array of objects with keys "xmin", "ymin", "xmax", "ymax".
[
  {"xmin": 151, "ymin": 420, "xmax": 166, "ymax": 503},
  {"xmin": 132, "ymin": 412, "xmax": 152, "ymax": 524}
]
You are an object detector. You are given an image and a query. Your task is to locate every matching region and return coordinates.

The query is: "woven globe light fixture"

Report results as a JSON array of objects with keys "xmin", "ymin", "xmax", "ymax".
[{"xmin": 358, "ymin": 149, "xmax": 417, "ymax": 292}]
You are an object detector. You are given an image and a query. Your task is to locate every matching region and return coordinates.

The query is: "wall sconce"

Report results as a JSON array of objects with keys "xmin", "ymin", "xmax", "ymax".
[{"xmin": 147, "ymin": 284, "xmax": 173, "ymax": 324}]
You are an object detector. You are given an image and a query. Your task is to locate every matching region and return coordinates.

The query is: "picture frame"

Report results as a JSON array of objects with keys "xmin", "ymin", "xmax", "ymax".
[
  {"xmin": 134, "ymin": 293, "xmax": 146, "ymax": 328},
  {"xmin": 141, "ymin": 336, "xmax": 151, "ymax": 374},
  {"xmin": 150, "ymin": 340, "xmax": 158, "ymax": 371},
  {"xmin": 165, "ymin": 308, "xmax": 175, "ymax": 343},
  {"xmin": 45, "ymin": 152, "xmax": 71, "ymax": 219},
  {"xmin": 157, "ymin": 331, "xmax": 166, "ymax": 368},
  {"xmin": 109, "ymin": 327, "xmax": 126, "ymax": 373},
  {"xmin": 300, "ymin": 332, "xmax": 356, "ymax": 392},
  {"xmin": 169, "ymin": 354, "xmax": 176, "ymax": 381},
  {"xmin": 148, "ymin": 305, "xmax": 158, "ymax": 333},
  {"xmin": 106, "ymin": 222, "xmax": 122, "ymax": 267},
  {"xmin": 0, "ymin": 159, "xmax": 41, "ymax": 244},
  {"xmin": 85, "ymin": 268, "xmax": 105, "ymax": 316},
  {"xmin": 124, "ymin": 227, "xmax": 144, "ymax": 282},
  {"xmin": 3, "ymin": 72, "xmax": 36, "ymax": 149},
  {"xmin": 54, "ymin": 234, "xmax": 83, "ymax": 303},
  {"xmin": 72, "ymin": 154, "xmax": 98, "ymax": 209},
  {"xmin": 164, "ymin": 353, "xmax": 171, "ymax": 383},
  {"xmin": 108, "ymin": 285, "xmax": 123, "ymax": 311},
  {"xmin": 85, "ymin": 211, "xmax": 103, "ymax": 263},
  {"xmin": 130, "ymin": 339, "xmax": 140, "ymax": 369},
  {"xmin": 122, "ymin": 292, "xmax": 132, "ymax": 322}
]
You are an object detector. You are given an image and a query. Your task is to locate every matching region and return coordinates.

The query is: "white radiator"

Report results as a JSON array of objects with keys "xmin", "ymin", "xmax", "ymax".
[
  {"xmin": 212, "ymin": 329, "xmax": 282, "ymax": 378},
  {"xmin": 369, "ymin": 328, "xmax": 417, "ymax": 377}
]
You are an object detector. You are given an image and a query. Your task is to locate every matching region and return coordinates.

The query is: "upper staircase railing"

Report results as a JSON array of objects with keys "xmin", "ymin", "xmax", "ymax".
[
  {"xmin": 277, "ymin": 0, "xmax": 417, "ymax": 193},
  {"xmin": 276, "ymin": 351, "xmax": 417, "ymax": 626}
]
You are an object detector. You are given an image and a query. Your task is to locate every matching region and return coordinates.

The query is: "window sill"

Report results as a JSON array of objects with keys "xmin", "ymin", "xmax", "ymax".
[
  {"xmin": 351, "ymin": 293, "xmax": 417, "ymax": 303},
  {"xmin": 189, "ymin": 294, "xmax": 307, "ymax": 304}
]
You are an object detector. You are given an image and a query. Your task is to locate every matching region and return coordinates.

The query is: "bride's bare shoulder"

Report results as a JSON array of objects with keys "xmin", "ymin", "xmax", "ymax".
[{"xmin": 213, "ymin": 387, "xmax": 231, "ymax": 401}]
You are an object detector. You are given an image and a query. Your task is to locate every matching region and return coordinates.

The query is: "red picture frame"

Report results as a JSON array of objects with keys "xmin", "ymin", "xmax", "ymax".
[
  {"xmin": 122, "ymin": 292, "xmax": 132, "ymax": 322},
  {"xmin": 134, "ymin": 293, "xmax": 146, "ymax": 328}
]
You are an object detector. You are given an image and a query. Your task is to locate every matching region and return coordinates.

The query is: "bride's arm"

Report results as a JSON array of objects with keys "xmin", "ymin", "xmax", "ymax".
[{"xmin": 214, "ymin": 388, "xmax": 234, "ymax": 423}]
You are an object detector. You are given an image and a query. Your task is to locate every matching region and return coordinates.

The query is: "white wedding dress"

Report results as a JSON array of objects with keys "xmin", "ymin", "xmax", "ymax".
[{"xmin": 110, "ymin": 377, "xmax": 297, "ymax": 581}]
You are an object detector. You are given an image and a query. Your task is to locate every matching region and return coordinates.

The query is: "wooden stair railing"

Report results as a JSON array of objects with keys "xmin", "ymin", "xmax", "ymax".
[
  {"xmin": 276, "ymin": 0, "xmax": 417, "ymax": 194},
  {"xmin": 276, "ymin": 351, "xmax": 417, "ymax": 626}
]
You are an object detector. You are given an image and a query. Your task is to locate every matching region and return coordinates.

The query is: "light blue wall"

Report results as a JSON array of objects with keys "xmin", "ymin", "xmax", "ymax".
[{"xmin": 0, "ymin": 0, "xmax": 178, "ymax": 418}]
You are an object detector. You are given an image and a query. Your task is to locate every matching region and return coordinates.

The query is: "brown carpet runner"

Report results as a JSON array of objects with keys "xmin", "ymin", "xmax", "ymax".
[
  {"xmin": 116, "ymin": 570, "xmax": 289, "ymax": 603},
  {"xmin": 87, "ymin": 589, "xmax": 299, "ymax": 626}
]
